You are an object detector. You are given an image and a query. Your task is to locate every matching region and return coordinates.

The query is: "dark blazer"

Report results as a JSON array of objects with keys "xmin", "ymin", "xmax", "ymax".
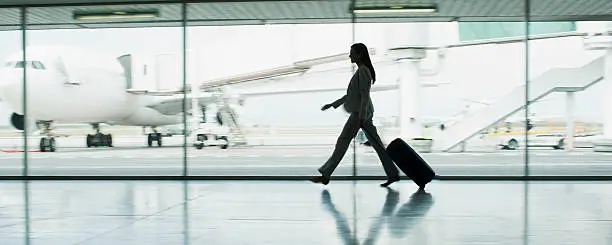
[{"xmin": 331, "ymin": 64, "xmax": 374, "ymax": 119}]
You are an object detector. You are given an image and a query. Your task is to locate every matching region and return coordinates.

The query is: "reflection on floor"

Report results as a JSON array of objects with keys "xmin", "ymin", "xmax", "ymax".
[{"xmin": 0, "ymin": 180, "xmax": 611, "ymax": 245}]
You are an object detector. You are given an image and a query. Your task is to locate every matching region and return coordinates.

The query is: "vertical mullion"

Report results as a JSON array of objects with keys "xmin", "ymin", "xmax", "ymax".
[
  {"xmin": 524, "ymin": 0, "xmax": 531, "ymax": 177},
  {"xmin": 351, "ymin": 0, "xmax": 357, "ymax": 177},
  {"xmin": 182, "ymin": 2, "xmax": 188, "ymax": 177},
  {"xmin": 21, "ymin": 6, "xmax": 28, "ymax": 177}
]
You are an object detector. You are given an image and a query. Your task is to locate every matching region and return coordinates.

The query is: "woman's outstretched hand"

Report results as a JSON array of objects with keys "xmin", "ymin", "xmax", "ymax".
[{"xmin": 321, "ymin": 103, "xmax": 333, "ymax": 111}]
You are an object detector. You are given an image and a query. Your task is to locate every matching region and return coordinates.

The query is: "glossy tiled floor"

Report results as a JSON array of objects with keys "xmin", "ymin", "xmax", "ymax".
[{"xmin": 0, "ymin": 180, "xmax": 611, "ymax": 245}]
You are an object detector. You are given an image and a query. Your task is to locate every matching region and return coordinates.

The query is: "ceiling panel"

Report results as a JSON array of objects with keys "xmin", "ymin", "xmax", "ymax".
[
  {"xmin": 0, "ymin": 27, "xmax": 22, "ymax": 31},
  {"xmin": 0, "ymin": 0, "xmax": 180, "ymax": 7},
  {"xmin": 0, "ymin": 0, "xmax": 610, "ymax": 31},
  {"xmin": 354, "ymin": 17, "xmax": 455, "ymax": 23},
  {"xmin": 80, "ymin": 21, "xmax": 182, "ymax": 28},
  {"xmin": 0, "ymin": 8, "xmax": 21, "ymax": 26},
  {"xmin": 26, "ymin": 3, "xmax": 182, "ymax": 25},
  {"xmin": 530, "ymin": 0, "xmax": 612, "ymax": 17},
  {"xmin": 186, "ymin": 0, "xmax": 352, "ymax": 21},
  {"xmin": 186, "ymin": 18, "xmax": 352, "ymax": 26},
  {"xmin": 353, "ymin": 0, "xmax": 525, "ymax": 19},
  {"xmin": 26, "ymin": 24, "xmax": 82, "ymax": 30}
]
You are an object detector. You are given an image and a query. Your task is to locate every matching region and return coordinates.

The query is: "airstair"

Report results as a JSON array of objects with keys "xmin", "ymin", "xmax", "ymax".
[
  {"xmin": 435, "ymin": 55, "xmax": 605, "ymax": 152},
  {"xmin": 211, "ymin": 88, "xmax": 248, "ymax": 146}
]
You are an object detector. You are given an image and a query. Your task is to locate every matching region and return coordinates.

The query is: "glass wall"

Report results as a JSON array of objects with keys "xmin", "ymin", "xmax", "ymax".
[
  {"xmin": 526, "ymin": 18, "xmax": 612, "ymax": 176},
  {"xmin": 22, "ymin": 4, "xmax": 185, "ymax": 176},
  {"xmin": 0, "ymin": 8, "xmax": 24, "ymax": 176},
  {"xmin": 185, "ymin": 22, "xmax": 355, "ymax": 176},
  {"xmin": 353, "ymin": 21, "xmax": 527, "ymax": 177},
  {"xmin": 0, "ymin": 1, "xmax": 610, "ymax": 179}
]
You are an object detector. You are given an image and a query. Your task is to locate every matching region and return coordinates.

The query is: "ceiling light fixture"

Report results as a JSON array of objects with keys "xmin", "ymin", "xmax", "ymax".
[
  {"xmin": 353, "ymin": 3, "xmax": 437, "ymax": 14},
  {"xmin": 73, "ymin": 10, "xmax": 159, "ymax": 21}
]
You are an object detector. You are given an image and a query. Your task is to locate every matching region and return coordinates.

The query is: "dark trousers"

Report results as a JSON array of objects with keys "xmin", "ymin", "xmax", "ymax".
[{"xmin": 318, "ymin": 113, "xmax": 399, "ymax": 179}]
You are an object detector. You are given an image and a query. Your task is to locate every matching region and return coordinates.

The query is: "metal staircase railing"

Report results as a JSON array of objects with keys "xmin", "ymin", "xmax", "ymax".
[{"xmin": 211, "ymin": 88, "xmax": 248, "ymax": 145}]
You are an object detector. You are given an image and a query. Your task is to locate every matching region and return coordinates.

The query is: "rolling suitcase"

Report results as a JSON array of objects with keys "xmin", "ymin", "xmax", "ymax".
[
  {"xmin": 355, "ymin": 76, "xmax": 435, "ymax": 189},
  {"xmin": 362, "ymin": 129, "xmax": 436, "ymax": 189},
  {"xmin": 385, "ymin": 138, "xmax": 436, "ymax": 189}
]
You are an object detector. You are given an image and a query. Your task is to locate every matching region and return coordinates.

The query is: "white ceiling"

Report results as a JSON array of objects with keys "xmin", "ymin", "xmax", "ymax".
[
  {"xmin": 0, "ymin": 0, "xmax": 179, "ymax": 5},
  {"xmin": 0, "ymin": 0, "xmax": 611, "ymax": 31}
]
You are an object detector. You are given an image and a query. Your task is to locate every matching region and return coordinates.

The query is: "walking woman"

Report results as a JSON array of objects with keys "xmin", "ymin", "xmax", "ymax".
[{"xmin": 311, "ymin": 43, "xmax": 400, "ymax": 187}]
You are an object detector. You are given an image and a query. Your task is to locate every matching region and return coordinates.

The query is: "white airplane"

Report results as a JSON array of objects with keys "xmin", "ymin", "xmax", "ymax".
[
  {"xmin": 0, "ymin": 45, "xmax": 199, "ymax": 151},
  {"xmin": 0, "ymin": 45, "xmax": 401, "ymax": 152}
]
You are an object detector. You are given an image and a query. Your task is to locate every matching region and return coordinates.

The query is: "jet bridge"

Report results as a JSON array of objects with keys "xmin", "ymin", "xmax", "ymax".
[{"xmin": 434, "ymin": 55, "xmax": 605, "ymax": 152}]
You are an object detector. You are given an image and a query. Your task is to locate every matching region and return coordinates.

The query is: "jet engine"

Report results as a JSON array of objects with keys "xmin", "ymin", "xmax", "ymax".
[
  {"xmin": 9, "ymin": 113, "xmax": 37, "ymax": 131},
  {"xmin": 10, "ymin": 113, "xmax": 24, "ymax": 130}
]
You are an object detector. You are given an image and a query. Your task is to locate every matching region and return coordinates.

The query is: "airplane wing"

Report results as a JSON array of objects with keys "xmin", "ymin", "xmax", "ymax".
[
  {"xmin": 134, "ymin": 31, "xmax": 577, "ymax": 111},
  {"xmin": 143, "ymin": 84, "xmax": 401, "ymax": 115},
  {"xmin": 126, "ymin": 88, "xmax": 189, "ymax": 96},
  {"xmin": 124, "ymin": 49, "xmax": 381, "ymax": 116},
  {"xmin": 390, "ymin": 31, "xmax": 596, "ymax": 52},
  {"xmin": 197, "ymin": 48, "xmax": 376, "ymax": 90},
  {"xmin": 142, "ymin": 93, "xmax": 218, "ymax": 116},
  {"xmin": 128, "ymin": 31, "xmax": 597, "ymax": 97},
  {"xmin": 237, "ymin": 83, "xmax": 399, "ymax": 97},
  {"xmin": 124, "ymin": 48, "xmax": 375, "ymax": 97},
  {"xmin": 193, "ymin": 32, "xmax": 591, "ymax": 94}
]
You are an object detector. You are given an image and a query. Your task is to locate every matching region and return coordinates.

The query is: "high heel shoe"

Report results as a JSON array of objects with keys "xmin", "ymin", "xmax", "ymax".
[
  {"xmin": 310, "ymin": 175, "xmax": 330, "ymax": 185},
  {"xmin": 380, "ymin": 177, "xmax": 400, "ymax": 187}
]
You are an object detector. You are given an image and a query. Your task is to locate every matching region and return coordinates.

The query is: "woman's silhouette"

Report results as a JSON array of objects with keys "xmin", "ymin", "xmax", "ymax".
[{"xmin": 311, "ymin": 43, "xmax": 400, "ymax": 187}]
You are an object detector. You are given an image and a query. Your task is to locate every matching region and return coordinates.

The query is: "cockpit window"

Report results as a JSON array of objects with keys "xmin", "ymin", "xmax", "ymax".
[
  {"xmin": 5, "ymin": 61, "xmax": 46, "ymax": 70},
  {"xmin": 32, "ymin": 61, "xmax": 45, "ymax": 70}
]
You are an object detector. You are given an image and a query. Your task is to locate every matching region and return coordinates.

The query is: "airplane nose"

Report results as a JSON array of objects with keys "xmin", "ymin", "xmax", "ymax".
[
  {"xmin": 0, "ymin": 69, "xmax": 25, "ymax": 114},
  {"xmin": 0, "ymin": 69, "xmax": 22, "ymax": 89}
]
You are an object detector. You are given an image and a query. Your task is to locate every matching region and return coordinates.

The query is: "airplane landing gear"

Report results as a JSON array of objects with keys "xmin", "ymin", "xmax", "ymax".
[
  {"xmin": 147, "ymin": 128, "xmax": 163, "ymax": 147},
  {"xmin": 36, "ymin": 121, "xmax": 56, "ymax": 152},
  {"xmin": 86, "ymin": 133, "xmax": 113, "ymax": 147},
  {"xmin": 86, "ymin": 123, "xmax": 113, "ymax": 148},
  {"xmin": 37, "ymin": 121, "xmax": 57, "ymax": 152},
  {"xmin": 40, "ymin": 137, "xmax": 56, "ymax": 152}
]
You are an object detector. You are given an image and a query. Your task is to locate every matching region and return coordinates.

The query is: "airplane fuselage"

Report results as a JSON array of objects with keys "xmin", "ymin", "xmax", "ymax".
[{"xmin": 0, "ymin": 45, "xmax": 182, "ymax": 127}]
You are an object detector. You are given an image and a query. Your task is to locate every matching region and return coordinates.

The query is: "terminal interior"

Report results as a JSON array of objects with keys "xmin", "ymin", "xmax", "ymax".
[{"xmin": 0, "ymin": 0, "xmax": 611, "ymax": 244}]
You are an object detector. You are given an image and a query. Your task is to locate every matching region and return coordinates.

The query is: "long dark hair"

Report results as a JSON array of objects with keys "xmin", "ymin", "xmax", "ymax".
[{"xmin": 351, "ymin": 43, "xmax": 376, "ymax": 84}]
